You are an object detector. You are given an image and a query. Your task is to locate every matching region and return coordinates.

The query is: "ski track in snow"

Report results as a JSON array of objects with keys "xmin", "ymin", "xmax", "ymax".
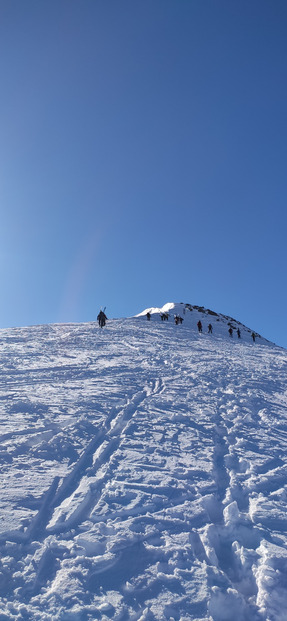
[{"xmin": 0, "ymin": 311, "xmax": 287, "ymax": 620}]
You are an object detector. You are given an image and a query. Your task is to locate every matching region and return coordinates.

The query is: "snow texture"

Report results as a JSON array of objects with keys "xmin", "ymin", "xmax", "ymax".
[{"xmin": 0, "ymin": 302, "xmax": 286, "ymax": 620}]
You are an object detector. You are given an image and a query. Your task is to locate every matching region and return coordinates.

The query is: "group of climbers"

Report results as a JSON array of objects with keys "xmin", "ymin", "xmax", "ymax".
[
  {"xmin": 148, "ymin": 312, "xmax": 257, "ymax": 343},
  {"xmin": 174, "ymin": 315, "xmax": 183, "ymax": 325},
  {"xmin": 228, "ymin": 326, "xmax": 241, "ymax": 338},
  {"xmin": 99, "ymin": 308, "xmax": 257, "ymax": 342},
  {"xmin": 228, "ymin": 326, "xmax": 256, "ymax": 342},
  {"xmin": 197, "ymin": 320, "xmax": 214, "ymax": 334}
]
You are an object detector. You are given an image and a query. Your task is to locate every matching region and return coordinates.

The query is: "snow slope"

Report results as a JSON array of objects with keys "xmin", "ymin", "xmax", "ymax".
[
  {"xmin": 136, "ymin": 302, "xmax": 269, "ymax": 344},
  {"xmin": 0, "ymin": 304, "xmax": 287, "ymax": 620}
]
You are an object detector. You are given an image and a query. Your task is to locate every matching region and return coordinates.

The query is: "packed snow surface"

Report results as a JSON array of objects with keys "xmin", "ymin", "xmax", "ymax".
[{"xmin": 0, "ymin": 303, "xmax": 287, "ymax": 620}]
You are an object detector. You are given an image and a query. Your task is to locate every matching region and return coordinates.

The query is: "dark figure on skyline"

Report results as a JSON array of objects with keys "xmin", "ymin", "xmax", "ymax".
[
  {"xmin": 197, "ymin": 320, "xmax": 202, "ymax": 333},
  {"xmin": 146, "ymin": 312, "xmax": 151, "ymax": 321},
  {"xmin": 97, "ymin": 310, "xmax": 107, "ymax": 328},
  {"xmin": 161, "ymin": 313, "xmax": 169, "ymax": 321},
  {"xmin": 237, "ymin": 328, "xmax": 241, "ymax": 339},
  {"xmin": 228, "ymin": 327, "xmax": 233, "ymax": 337},
  {"xmin": 208, "ymin": 324, "xmax": 213, "ymax": 334},
  {"xmin": 251, "ymin": 332, "xmax": 256, "ymax": 342}
]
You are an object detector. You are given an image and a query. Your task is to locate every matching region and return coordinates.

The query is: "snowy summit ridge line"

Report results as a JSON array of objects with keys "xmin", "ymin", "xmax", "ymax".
[
  {"xmin": 136, "ymin": 301, "xmax": 270, "ymax": 344},
  {"xmin": 0, "ymin": 304, "xmax": 286, "ymax": 620}
]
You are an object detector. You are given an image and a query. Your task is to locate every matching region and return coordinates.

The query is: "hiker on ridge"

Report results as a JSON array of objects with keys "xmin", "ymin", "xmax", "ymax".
[
  {"xmin": 197, "ymin": 320, "xmax": 202, "ymax": 333},
  {"xmin": 97, "ymin": 309, "xmax": 107, "ymax": 328},
  {"xmin": 208, "ymin": 324, "xmax": 213, "ymax": 334},
  {"xmin": 161, "ymin": 313, "xmax": 168, "ymax": 321},
  {"xmin": 228, "ymin": 327, "xmax": 233, "ymax": 337}
]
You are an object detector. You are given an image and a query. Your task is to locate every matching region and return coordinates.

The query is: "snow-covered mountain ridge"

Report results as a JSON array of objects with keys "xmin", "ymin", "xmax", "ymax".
[
  {"xmin": 136, "ymin": 302, "xmax": 270, "ymax": 345},
  {"xmin": 0, "ymin": 309, "xmax": 286, "ymax": 620}
]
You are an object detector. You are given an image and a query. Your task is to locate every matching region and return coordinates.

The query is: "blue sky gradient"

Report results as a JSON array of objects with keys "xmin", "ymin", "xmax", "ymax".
[{"xmin": 0, "ymin": 1, "xmax": 286, "ymax": 347}]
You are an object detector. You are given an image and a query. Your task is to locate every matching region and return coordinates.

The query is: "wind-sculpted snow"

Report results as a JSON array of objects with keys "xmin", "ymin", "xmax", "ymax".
[{"xmin": 0, "ymin": 308, "xmax": 286, "ymax": 620}]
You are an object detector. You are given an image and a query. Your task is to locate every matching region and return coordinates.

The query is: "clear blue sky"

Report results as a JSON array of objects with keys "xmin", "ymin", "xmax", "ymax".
[{"xmin": 0, "ymin": 0, "xmax": 286, "ymax": 347}]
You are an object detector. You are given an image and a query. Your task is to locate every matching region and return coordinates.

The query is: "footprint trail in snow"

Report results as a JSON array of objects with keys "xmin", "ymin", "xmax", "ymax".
[{"xmin": 0, "ymin": 305, "xmax": 286, "ymax": 620}]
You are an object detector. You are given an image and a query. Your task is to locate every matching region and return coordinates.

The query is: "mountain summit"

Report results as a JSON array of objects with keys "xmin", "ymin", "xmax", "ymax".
[
  {"xmin": 137, "ymin": 301, "xmax": 268, "ymax": 344},
  {"xmin": 0, "ymin": 311, "xmax": 286, "ymax": 619}
]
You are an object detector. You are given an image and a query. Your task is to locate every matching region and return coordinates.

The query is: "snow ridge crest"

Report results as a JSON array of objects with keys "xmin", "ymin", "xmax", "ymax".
[{"xmin": 136, "ymin": 301, "xmax": 268, "ymax": 343}]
